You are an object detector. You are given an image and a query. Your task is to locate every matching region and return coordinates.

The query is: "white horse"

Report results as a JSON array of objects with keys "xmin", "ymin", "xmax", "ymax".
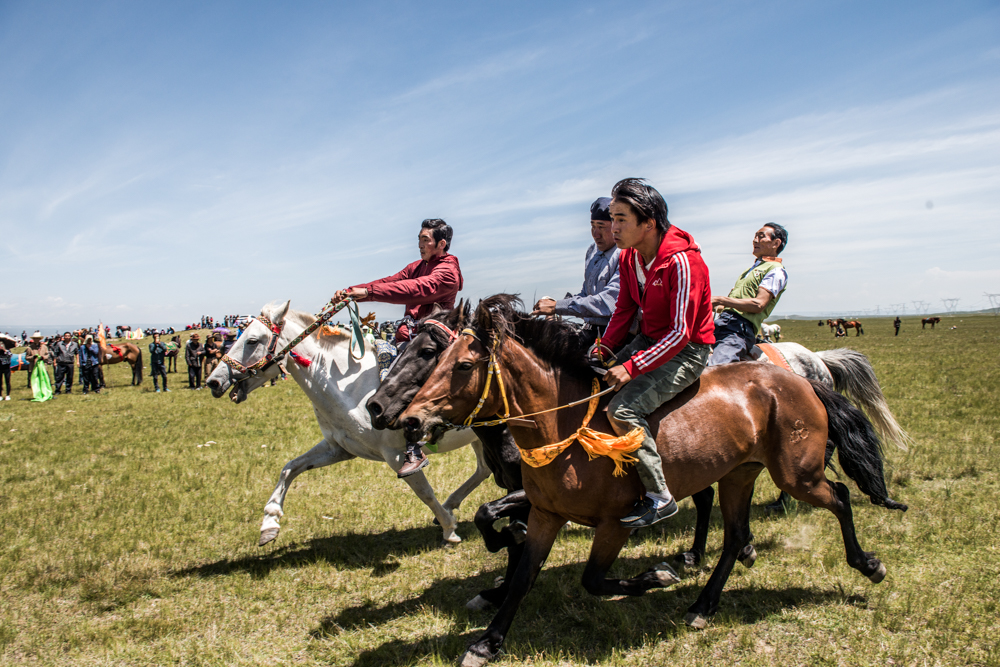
[
  {"xmin": 760, "ymin": 322, "xmax": 781, "ymax": 342},
  {"xmin": 754, "ymin": 342, "xmax": 909, "ymax": 451},
  {"xmin": 205, "ymin": 301, "xmax": 492, "ymax": 546}
]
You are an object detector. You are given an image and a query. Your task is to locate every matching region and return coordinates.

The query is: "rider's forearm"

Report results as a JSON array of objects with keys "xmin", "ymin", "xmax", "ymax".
[{"xmin": 715, "ymin": 296, "xmax": 766, "ymax": 313}]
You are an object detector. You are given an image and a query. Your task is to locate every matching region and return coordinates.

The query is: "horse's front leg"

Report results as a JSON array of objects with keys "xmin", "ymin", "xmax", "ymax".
[
  {"xmin": 396, "ymin": 468, "xmax": 462, "ymax": 544},
  {"xmin": 259, "ymin": 439, "xmax": 355, "ymax": 546},
  {"xmin": 674, "ymin": 486, "xmax": 714, "ymax": 570},
  {"xmin": 460, "ymin": 507, "xmax": 564, "ymax": 667},
  {"xmin": 581, "ymin": 519, "xmax": 680, "ymax": 597},
  {"xmin": 441, "ymin": 439, "xmax": 493, "ymax": 514}
]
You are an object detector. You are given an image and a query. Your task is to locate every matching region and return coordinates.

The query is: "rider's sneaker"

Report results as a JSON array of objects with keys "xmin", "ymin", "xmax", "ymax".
[
  {"xmin": 397, "ymin": 445, "xmax": 430, "ymax": 478},
  {"xmin": 621, "ymin": 494, "xmax": 679, "ymax": 528}
]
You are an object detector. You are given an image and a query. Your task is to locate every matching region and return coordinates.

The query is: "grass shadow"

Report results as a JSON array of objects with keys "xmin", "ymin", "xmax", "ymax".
[
  {"xmin": 170, "ymin": 521, "xmax": 474, "ymax": 580},
  {"xmin": 312, "ymin": 555, "xmax": 866, "ymax": 667}
]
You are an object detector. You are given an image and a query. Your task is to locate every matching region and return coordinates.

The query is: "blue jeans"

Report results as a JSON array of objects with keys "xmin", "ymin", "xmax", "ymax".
[{"xmin": 709, "ymin": 311, "xmax": 757, "ymax": 366}]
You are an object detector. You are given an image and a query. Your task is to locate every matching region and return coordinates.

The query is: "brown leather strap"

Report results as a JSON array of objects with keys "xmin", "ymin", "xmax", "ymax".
[{"xmin": 757, "ymin": 343, "xmax": 793, "ymax": 373}]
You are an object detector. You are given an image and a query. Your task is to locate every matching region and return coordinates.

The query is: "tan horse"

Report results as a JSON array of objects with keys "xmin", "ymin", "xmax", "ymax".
[{"xmin": 100, "ymin": 340, "xmax": 143, "ymax": 385}]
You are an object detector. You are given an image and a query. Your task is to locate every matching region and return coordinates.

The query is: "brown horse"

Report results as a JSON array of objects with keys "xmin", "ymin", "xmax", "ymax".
[
  {"xmin": 844, "ymin": 320, "xmax": 864, "ymax": 336},
  {"xmin": 100, "ymin": 340, "xmax": 143, "ymax": 385},
  {"xmin": 922, "ymin": 317, "xmax": 941, "ymax": 329},
  {"xmin": 399, "ymin": 296, "xmax": 906, "ymax": 666}
]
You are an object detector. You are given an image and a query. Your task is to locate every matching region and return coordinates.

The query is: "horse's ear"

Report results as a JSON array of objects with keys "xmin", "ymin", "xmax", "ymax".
[
  {"xmin": 474, "ymin": 299, "xmax": 494, "ymax": 332},
  {"xmin": 267, "ymin": 300, "xmax": 291, "ymax": 325},
  {"xmin": 445, "ymin": 299, "xmax": 465, "ymax": 329}
]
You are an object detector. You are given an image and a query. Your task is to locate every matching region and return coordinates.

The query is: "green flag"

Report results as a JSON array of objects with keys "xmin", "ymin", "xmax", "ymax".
[{"xmin": 30, "ymin": 361, "xmax": 53, "ymax": 402}]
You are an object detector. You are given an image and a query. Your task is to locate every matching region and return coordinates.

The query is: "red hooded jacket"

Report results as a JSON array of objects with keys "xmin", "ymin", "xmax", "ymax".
[
  {"xmin": 350, "ymin": 253, "xmax": 463, "ymax": 341},
  {"xmin": 602, "ymin": 226, "xmax": 715, "ymax": 377}
]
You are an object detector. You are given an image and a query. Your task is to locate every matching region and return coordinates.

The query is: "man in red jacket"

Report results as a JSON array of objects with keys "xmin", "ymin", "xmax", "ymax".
[
  {"xmin": 333, "ymin": 218, "xmax": 463, "ymax": 476},
  {"xmin": 601, "ymin": 179, "xmax": 716, "ymax": 528}
]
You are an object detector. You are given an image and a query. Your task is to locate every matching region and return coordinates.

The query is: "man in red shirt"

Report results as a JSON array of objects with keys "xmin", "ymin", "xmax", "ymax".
[
  {"xmin": 333, "ymin": 218, "xmax": 463, "ymax": 475},
  {"xmin": 601, "ymin": 179, "xmax": 716, "ymax": 528}
]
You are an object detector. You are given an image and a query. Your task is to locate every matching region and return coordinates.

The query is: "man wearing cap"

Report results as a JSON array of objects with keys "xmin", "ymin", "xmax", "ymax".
[
  {"xmin": 333, "ymin": 218, "xmax": 463, "ymax": 477},
  {"xmin": 52, "ymin": 332, "xmax": 79, "ymax": 395},
  {"xmin": 709, "ymin": 223, "xmax": 789, "ymax": 366},
  {"xmin": 185, "ymin": 333, "xmax": 205, "ymax": 389},
  {"xmin": 150, "ymin": 333, "xmax": 170, "ymax": 393},
  {"xmin": 333, "ymin": 218, "xmax": 463, "ymax": 346},
  {"xmin": 77, "ymin": 335, "xmax": 102, "ymax": 395},
  {"xmin": 532, "ymin": 197, "xmax": 621, "ymax": 340}
]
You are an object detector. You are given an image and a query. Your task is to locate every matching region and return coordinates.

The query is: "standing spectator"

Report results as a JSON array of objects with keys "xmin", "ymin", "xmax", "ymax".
[
  {"xmin": 894, "ymin": 316, "xmax": 901, "ymax": 336},
  {"xmin": 0, "ymin": 342, "xmax": 11, "ymax": 400},
  {"xmin": 52, "ymin": 332, "xmax": 79, "ymax": 395},
  {"xmin": 149, "ymin": 333, "xmax": 170, "ymax": 392},
  {"xmin": 221, "ymin": 331, "xmax": 237, "ymax": 356},
  {"xmin": 24, "ymin": 332, "xmax": 48, "ymax": 388},
  {"xmin": 203, "ymin": 334, "xmax": 222, "ymax": 378},
  {"xmin": 77, "ymin": 335, "xmax": 102, "ymax": 394},
  {"xmin": 185, "ymin": 333, "xmax": 205, "ymax": 389}
]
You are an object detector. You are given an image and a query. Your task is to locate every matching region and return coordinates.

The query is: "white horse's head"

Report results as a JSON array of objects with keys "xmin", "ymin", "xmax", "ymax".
[{"xmin": 206, "ymin": 300, "xmax": 290, "ymax": 403}]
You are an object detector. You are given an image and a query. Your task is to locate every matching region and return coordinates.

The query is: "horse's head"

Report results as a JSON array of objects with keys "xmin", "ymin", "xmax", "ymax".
[
  {"xmin": 206, "ymin": 300, "xmax": 290, "ymax": 403},
  {"xmin": 398, "ymin": 295, "xmax": 521, "ymax": 444},
  {"xmin": 366, "ymin": 300, "xmax": 470, "ymax": 430}
]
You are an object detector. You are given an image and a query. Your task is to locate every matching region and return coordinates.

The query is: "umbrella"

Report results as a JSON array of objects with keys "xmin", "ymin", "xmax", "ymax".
[
  {"xmin": 213, "ymin": 327, "xmax": 230, "ymax": 335},
  {"xmin": 0, "ymin": 333, "xmax": 17, "ymax": 350}
]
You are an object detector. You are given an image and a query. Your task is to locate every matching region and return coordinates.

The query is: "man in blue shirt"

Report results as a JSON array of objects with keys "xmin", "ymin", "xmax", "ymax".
[
  {"xmin": 77, "ymin": 335, "xmax": 102, "ymax": 395},
  {"xmin": 532, "ymin": 197, "xmax": 621, "ymax": 337}
]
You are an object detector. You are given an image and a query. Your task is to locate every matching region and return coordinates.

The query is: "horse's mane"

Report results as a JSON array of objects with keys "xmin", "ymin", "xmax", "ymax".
[{"xmin": 475, "ymin": 294, "xmax": 594, "ymax": 379}]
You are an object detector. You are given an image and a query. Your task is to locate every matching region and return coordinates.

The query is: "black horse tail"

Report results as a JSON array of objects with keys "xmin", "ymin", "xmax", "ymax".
[
  {"xmin": 811, "ymin": 380, "xmax": 907, "ymax": 512},
  {"xmin": 135, "ymin": 349, "xmax": 144, "ymax": 384}
]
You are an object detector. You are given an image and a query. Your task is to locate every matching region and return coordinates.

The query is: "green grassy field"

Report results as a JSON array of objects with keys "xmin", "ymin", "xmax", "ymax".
[{"xmin": 1, "ymin": 316, "xmax": 998, "ymax": 666}]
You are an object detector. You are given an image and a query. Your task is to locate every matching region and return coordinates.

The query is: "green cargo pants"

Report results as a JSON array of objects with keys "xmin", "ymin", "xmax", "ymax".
[{"xmin": 607, "ymin": 336, "xmax": 711, "ymax": 495}]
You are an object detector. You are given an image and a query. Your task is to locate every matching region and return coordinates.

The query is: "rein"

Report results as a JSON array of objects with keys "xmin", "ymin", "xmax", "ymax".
[{"xmin": 222, "ymin": 298, "xmax": 364, "ymax": 379}]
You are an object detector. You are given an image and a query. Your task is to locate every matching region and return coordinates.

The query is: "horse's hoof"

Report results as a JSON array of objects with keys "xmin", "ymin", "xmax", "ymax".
[
  {"xmin": 739, "ymin": 545, "xmax": 757, "ymax": 568},
  {"xmin": 868, "ymin": 562, "xmax": 887, "ymax": 583},
  {"xmin": 441, "ymin": 534, "xmax": 462, "ymax": 546},
  {"xmin": 672, "ymin": 552, "xmax": 698, "ymax": 571},
  {"xmin": 259, "ymin": 528, "xmax": 279, "ymax": 546},
  {"xmin": 685, "ymin": 612, "xmax": 710, "ymax": 630},
  {"xmin": 459, "ymin": 650, "xmax": 490, "ymax": 667},
  {"xmin": 653, "ymin": 562, "xmax": 680, "ymax": 586},
  {"xmin": 465, "ymin": 595, "xmax": 492, "ymax": 612}
]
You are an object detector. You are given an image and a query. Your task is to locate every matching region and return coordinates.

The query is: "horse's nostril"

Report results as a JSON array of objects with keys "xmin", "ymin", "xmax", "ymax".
[
  {"xmin": 369, "ymin": 401, "xmax": 383, "ymax": 416},
  {"xmin": 403, "ymin": 416, "xmax": 421, "ymax": 431}
]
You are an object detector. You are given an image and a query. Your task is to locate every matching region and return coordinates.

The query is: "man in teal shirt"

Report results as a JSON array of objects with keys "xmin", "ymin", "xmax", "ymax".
[{"xmin": 709, "ymin": 223, "xmax": 788, "ymax": 366}]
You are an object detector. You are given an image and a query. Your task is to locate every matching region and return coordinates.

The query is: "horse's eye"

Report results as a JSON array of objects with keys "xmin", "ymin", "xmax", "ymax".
[
  {"xmin": 419, "ymin": 348, "xmax": 436, "ymax": 360},
  {"xmin": 456, "ymin": 361, "xmax": 474, "ymax": 372},
  {"xmin": 247, "ymin": 337, "xmax": 259, "ymax": 345}
]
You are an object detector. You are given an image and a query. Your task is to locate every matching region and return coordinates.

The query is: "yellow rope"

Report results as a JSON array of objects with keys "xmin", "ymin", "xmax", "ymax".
[{"xmin": 518, "ymin": 379, "xmax": 644, "ymax": 477}]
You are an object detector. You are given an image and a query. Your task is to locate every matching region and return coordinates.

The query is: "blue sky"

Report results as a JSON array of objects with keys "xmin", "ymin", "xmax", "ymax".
[{"xmin": 2, "ymin": 1, "xmax": 998, "ymax": 329}]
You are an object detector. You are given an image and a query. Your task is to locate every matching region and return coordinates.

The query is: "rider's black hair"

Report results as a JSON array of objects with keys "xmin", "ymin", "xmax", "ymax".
[
  {"xmin": 763, "ymin": 222, "xmax": 788, "ymax": 255},
  {"xmin": 421, "ymin": 219, "xmax": 453, "ymax": 252},
  {"xmin": 610, "ymin": 178, "xmax": 670, "ymax": 233}
]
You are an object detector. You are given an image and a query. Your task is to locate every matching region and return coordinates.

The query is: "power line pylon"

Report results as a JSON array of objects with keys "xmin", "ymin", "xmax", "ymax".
[
  {"xmin": 985, "ymin": 293, "xmax": 1000, "ymax": 316},
  {"xmin": 942, "ymin": 298, "xmax": 960, "ymax": 313},
  {"xmin": 912, "ymin": 300, "xmax": 931, "ymax": 314}
]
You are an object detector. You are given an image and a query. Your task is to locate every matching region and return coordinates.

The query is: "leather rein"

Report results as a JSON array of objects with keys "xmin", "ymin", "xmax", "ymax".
[{"xmin": 221, "ymin": 298, "xmax": 360, "ymax": 379}]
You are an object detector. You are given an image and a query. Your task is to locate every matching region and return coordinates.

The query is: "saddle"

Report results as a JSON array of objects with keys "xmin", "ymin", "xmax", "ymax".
[{"xmin": 749, "ymin": 343, "xmax": 793, "ymax": 372}]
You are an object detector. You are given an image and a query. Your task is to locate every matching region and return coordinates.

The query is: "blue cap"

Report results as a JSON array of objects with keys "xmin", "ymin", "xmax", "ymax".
[{"xmin": 590, "ymin": 197, "xmax": 612, "ymax": 222}]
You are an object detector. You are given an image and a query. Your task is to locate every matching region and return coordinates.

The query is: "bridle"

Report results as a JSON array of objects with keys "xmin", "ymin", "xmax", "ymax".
[{"xmin": 221, "ymin": 298, "xmax": 362, "ymax": 380}]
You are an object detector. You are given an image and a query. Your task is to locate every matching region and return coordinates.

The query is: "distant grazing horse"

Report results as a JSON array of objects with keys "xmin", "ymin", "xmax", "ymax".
[
  {"xmin": 922, "ymin": 317, "xmax": 941, "ymax": 329},
  {"xmin": 826, "ymin": 319, "xmax": 839, "ymax": 332},
  {"xmin": 99, "ymin": 341, "xmax": 143, "ymax": 385},
  {"xmin": 204, "ymin": 300, "xmax": 491, "ymax": 546},
  {"xmin": 844, "ymin": 320, "xmax": 864, "ymax": 336},
  {"xmin": 399, "ymin": 295, "xmax": 907, "ymax": 666},
  {"xmin": 760, "ymin": 322, "xmax": 781, "ymax": 342}
]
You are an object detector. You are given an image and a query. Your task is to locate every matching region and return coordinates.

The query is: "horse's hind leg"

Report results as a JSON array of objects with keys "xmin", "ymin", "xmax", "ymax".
[
  {"xmin": 460, "ymin": 508, "xmax": 564, "ymax": 667},
  {"xmin": 674, "ymin": 485, "xmax": 714, "ymax": 570},
  {"xmin": 259, "ymin": 439, "xmax": 355, "ymax": 546},
  {"xmin": 581, "ymin": 519, "xmax": 680, "ymax": 598},
  {"xmin": 783, "ymin": 477, "xmax": 886, "ymax": 582},
  {"xmin": 685, "ymin": 465, "xmax": 762, "ymax": 629}
]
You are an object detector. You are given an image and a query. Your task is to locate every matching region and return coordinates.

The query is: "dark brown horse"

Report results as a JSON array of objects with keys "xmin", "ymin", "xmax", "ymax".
[
  {"xmin": 844, "ymin": 320, "xmax": 864, "ymax": 336},
  {"xmin": 99, "ymin": 340, "xmax": 143, "ymax": 385},
  {"xmin": 399, "ymin": 295, "xmax": 906, "ymax": 667},
  {"xmin": 922, "ymin": 317, "xmax": 941, "ymax": 329}
]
